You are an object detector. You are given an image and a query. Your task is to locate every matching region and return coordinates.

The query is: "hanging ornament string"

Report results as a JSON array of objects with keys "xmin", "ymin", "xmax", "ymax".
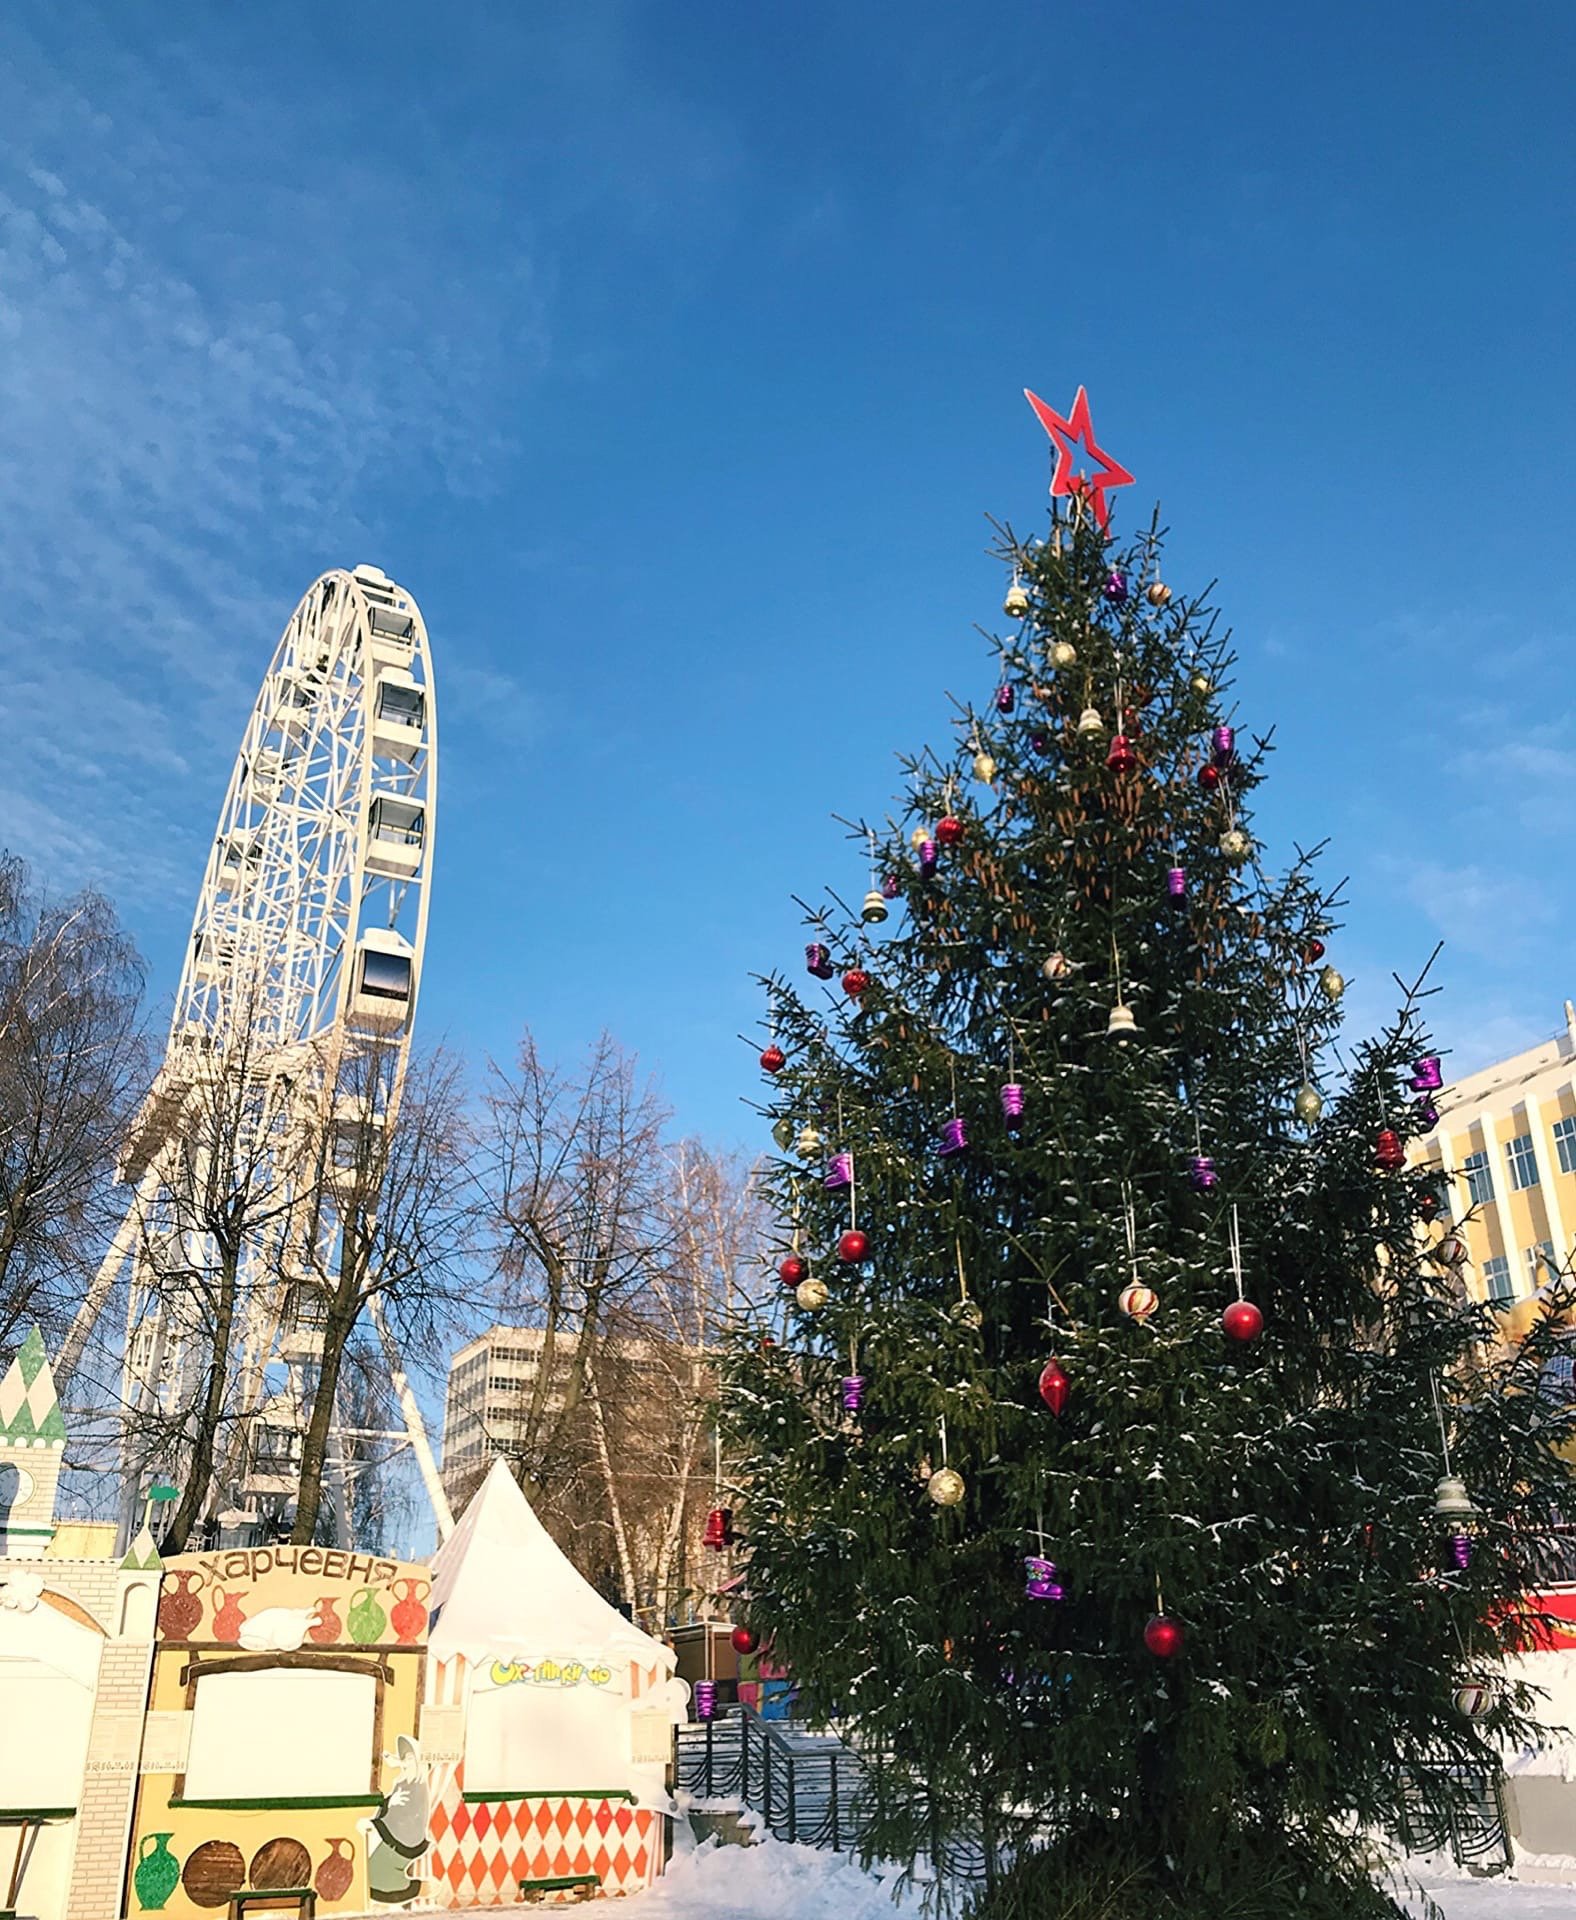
[
  {"xmin": 1430, "ymin": 1373, "xmax": 1455, "ymax": 1480},
  {"xmin": 1123, "ymin": 1182, "xmax": 1140, "ymax": 1289},
  {"xmin": 955, "ymin": 1237, "xmax": 971, "ymax": 1310},
  {"xmin": 939, "ymin": 1412, "xmax": 949, "ymax": 1470},
  {"xmin": 1229, "ymin": 1204, "xmax": 1246, "ymax": 1304}
]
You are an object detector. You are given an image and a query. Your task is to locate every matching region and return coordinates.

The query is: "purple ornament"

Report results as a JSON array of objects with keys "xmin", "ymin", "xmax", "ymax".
[
  {"xmin": 1447, "ymin": 1532, "xmax": 1473, "ymax": 1572},
  {"xmin": 1029, "ymin": 731, "xmax": 1049, "ymax": 754},
  {"xmin": 1409, "ymin": 1056, "xmax": 1444, "ymax": 1093},
  {"xmin": 1188, "ymin": 1153, "xmax": 1218, "ymax": 1191},
  {"xmin": 1212, "ymin": 724, "xmax": 1235, "ymax": 762},
  {"xmin": 1415, "ymin": 1098, "xmax": 1440, "ymax": 1130},
  {"xmin": 1024, "ymin": 1555, "xmax": 1064, "ymax": 1601},
  {"xmin": 694, "ymin": 1679, "xmax": 717, "ymax": 1722},
  {"xmin": 805, "ymin": 942, "xmax": 834, "ymax": 980},
  {"xmin": 823, "ymin": 1151, "xmax": 853, "ymax": 1191},
  {"xmin": 1103, "ymin": 569, "xmax": 1127, "ymax": 604},
  {"xmin": 918, "ymin": 839, "xmax": 938, "ymax": 876},
  {"xmin": 995, "ymin": 684, "xmax": 1015, "ymax": 714},
  {"xmin": 938, "ymin": 1116, "xmax": 968, "ymax": 1158},
  {"xmin": 841, "ymin": 1374, "xmax": 865, "ymax": 1413},
  {"xmin": 1000, "ymin": 1083, "xmax": 1025, "ymax": 1127},
  {"xmin": 881, "ymin": 872, "xmax": 902, "ymax": 899},
  {"xmin": 1166, "ymin": 865, "xmax": 1187, "ymax": 898}
]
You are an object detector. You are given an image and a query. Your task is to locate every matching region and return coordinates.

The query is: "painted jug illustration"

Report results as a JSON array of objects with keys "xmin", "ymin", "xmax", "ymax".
[
  {"xmin": 361, "ymin": 1736, "xmax": 427, "ymax": 1904},
  {"xmin": 211, "ymin": 1586, "xmax": 245, "ymax": 1644},
  {"xmin": 315, "ymin": 1838, "xmax": 355, "ymax": 1904},
  {"xmin": 134, "ymin": 1834, "xmax": 180, "ymax": 1911},
  {"xmin": 389, "ymin": 1577, "xmax": 428, "ymax": 1645},
  {"xmin": 309, "ymin": 1596, "xmax": 341, "ymax": 1645},
  {"xmin": 348, "ymin": 1586, "xmax": 386, "ymax": 1646},
  {"xmin": 157, "ymin": 1571, "xmax": 203, "ymax": 1642}
]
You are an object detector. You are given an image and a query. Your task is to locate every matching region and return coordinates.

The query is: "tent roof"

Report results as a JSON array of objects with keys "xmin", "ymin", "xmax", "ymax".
[{"xmin": 428, "ymin": 1458, "xmax": 671, "ymax": 1666}]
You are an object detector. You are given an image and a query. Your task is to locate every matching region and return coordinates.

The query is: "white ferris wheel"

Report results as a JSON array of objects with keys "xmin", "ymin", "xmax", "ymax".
[{"xmin": 60, "ymin": 563, "xmax": 454, "ymax": 1547}]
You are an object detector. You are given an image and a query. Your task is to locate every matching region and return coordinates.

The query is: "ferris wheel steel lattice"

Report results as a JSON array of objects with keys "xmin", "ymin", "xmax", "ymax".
[{"xmin": 60, "ymin": 563, "xmax": 455, "ymax": 1546}]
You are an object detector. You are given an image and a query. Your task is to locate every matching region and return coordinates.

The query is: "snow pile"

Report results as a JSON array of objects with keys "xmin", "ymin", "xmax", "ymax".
[{"xmin": 633, "ymin": 1830, "xmax": 925, "ymax": 1918}]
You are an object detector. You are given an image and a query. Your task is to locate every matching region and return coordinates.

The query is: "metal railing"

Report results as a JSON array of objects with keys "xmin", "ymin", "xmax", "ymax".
[{"xmin": 678, "ymin": 1707, "xmax": 870, "ymax": 1851}]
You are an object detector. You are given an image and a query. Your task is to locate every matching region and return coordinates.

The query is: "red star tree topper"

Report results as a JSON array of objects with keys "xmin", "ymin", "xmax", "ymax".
[{"xmin": 1024, "ymin": 384, "xmax": 1134, "ymax": 531}]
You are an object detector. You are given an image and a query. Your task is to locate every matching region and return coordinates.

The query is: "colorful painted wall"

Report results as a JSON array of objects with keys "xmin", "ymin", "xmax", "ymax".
[{"xmin": 126, "ymin": 1547, "xmax": 431, "ymax": 1920}]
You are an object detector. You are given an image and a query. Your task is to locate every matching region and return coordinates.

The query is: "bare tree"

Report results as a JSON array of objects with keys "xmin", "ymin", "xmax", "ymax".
[
  {"xmin": 0, "ymin": 852, "xmax": 147, "ymax": 1356},
  {"xmin": 289, "ymin": 1041, "xmax": 471, "ymax": 1543},
  {"xmin": 473, "ymin": 1032, "xmax": 681, "ymax": 1566}
]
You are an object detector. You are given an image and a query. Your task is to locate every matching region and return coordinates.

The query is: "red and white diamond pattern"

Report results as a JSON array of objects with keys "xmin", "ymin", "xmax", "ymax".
[{"xmin": 427, "ymin": 1765, "xmax": 659, "ymax": 1904}]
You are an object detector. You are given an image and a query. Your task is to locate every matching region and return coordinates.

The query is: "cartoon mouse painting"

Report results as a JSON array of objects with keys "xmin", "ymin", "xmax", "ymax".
[{"xmin": 360, "ymin": 1735, "xmax": 429, "ymax": 1904}]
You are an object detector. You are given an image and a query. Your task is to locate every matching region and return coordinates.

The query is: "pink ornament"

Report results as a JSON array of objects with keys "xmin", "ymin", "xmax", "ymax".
[
  {"xmin": 1167, "ymin": 866, "xmax": 1187, "ymax": 898},
  {"xmin": 881, "ymin": 872, "xmax": 902, "ymax": 899},
  {"xmin": 824, "ymin": 1151, "xmax": 852, "ymax": 1190},
  {"xmin": 694, "ymin": 1679, "xmax": 717, "ymax": 1721},
  {"xmin": 938, "ymin": 1116, "xmax": 968, "ymax": 1157},
  {"xmin": 1000, "ymin": 1083, "xmax": 1024, "ymax": 1127},
  {"xmin": 841, "ymin": 1374, "xmax": 865, "ymax": 1413},
  {"xmin": 1410, "ymin": 1056, "xmax": 1443, "ymax": 1092},
  {"xmin": 1024, "ymin": 1555, "xmax": 1064, "ymax": 1601},
  {"xmin": 1212, "ymin": 724, "xmax": 1234, "ymax": 762},
  {"xmin": 1447, "ymin": 1533, "xmax": 1472, "ymax": 1571},
  {"xmin": 1188, "ymin": 1153, "xmax": 1217, "ymax": 1191},
  {"xmin": 805, "ymin": 942, "xmax": 834, "ymax": 980},
  {"xmin": 918, "ymin": 839, "xmax": 938, "ymax": 876},
  {"xmin": 995, "ymin": 684, "xmax": 1015, "ymax": 714}
]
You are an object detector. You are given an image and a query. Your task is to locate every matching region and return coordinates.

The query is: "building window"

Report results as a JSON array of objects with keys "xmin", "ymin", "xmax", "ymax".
[
  {"xmin": 1482, "ymin": 1255, "xmax": 1514, "ymax": 1305},
  {"xmin": 1555, "ymin": 1115, "xmax": 1576, "ymax": 1177},
  {"xmin": 1526, "ymin": 1242, "xmax": 1557, "ymax": 1286},
  {"xmin": 1506, "ymin": 1133, "xmax": 1541, "ymax": 1191},
  {"xmin": 1461, "ymin": 1152, "xmax": 1492, "ymax": 1207}
]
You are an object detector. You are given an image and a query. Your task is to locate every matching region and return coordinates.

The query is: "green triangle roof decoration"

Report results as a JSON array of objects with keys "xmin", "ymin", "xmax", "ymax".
[
  {"xmin": 0, "ymin": 1326, "xmax": 67, "ymax": 1445},
  {"xmin": 120, "ymin": 1526, "xmax": 162, "ymax": 1571}
]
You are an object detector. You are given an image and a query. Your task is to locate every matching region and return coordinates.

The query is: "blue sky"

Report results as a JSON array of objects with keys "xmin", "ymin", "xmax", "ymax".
[{"xmin": 4, "ymin": 0, "xmax": 1574, "ymax": 1154}]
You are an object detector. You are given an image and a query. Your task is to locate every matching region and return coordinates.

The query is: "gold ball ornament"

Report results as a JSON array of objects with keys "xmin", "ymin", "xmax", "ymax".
[
  {"xmin": 1118, "ymin": 1281, "xmax": 1159, "ymax": 1322},
  {"xmin": 1294, "ymin": 1083, "xmax": 1324, "ymax": 1125},
  {"xmin": 1190, "ymin": 672, "xmax": 1213, "ymax": 696},
  {"xmin": 1004, "ymin": 583, "xmax": 1031, "ymax": 620},
  {"xmin": 1076, "ymin": 706, "xmax": 1105, "ymax": 737},
  {"xmin": 1219, "ymin": 827, "xmax": 1252, "ymax": 863},
  {"xmin": 1146, "ymin": 582, "xmax": 1172, "ymax": 607},
  {"xmin": 927, "ymin": 1466, "xmax": 966, "ymax": 1507},
  {"xmin": 1317, "ymin": 964, "xmax": 1345, "ymax": 1002},
  {"xmin": 1049, "ymin": 640, "xmax": 1078, "ymax": 668},
  {"xmin": 794, "ymin": 1277, "xmax": 829, "ymax": 1311},
  {"xmin": 910, "ymin": 826, "xmax": 929, "ymax": 850},
  {"xmin": 972, "ymin": 751, "xmax": 997, "ymax": 784},
  {"xmin": 950, "ymin": 1297, "xmax": 983, "ymax": 1330}
]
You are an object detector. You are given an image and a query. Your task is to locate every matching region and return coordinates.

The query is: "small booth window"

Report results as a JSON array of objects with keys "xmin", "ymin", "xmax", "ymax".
[{"xmin": 183, "ymin": 1666, "xmax": 378, "ymax": 1803}]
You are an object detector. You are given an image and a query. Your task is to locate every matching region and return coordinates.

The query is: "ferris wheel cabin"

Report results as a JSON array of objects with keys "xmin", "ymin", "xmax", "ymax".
[
  {"xmin": 350, "ymin": 927, "xmax": 416, "ymax": 1029},
  {"xmin": 372, "ymin": 670, "xmax": 426, "ymax": 760}
]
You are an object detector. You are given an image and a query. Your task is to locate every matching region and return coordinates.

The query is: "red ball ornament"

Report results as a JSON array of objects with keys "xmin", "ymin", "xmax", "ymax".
[
  {"xmin": 778, "ymin": 1255, "xmax": 806, "ymax": 1288},
  {"xmin": 1222, "ymin": 1299, "xmax": 1264, "ymax": 1343},
  {"xmin": 1305, "ymin": 938, "xmax": 1326, "ymax": 963},
  {"xmin": 759, "ymin": 1044, "xmax": 785, "ymax": 1074},
  {"xmin": 1038, "ymin": 1359, "xmax": 1069, "ymax": 1415},
  {"xmin": 730, "ymin": 1625, "xmax": 760, "ymax": 1655},
  {"xmin": 1418, "ymin": 1191, "xmax": 1440, "ymax": 1220},
  {"xmin": 842, "ymin": 967, "xmax": 870, "ymax": 998},
  {"xmin": 935, "ymin": 815, "xmax": 964, "ymax": 847},
  {"xmin": 838, "ymin": 1229, "xmax": 869, "ymax": 1264},
  {"xmin": 1197, "ymin": 763, "xmax": 1221, "ymax": 791},
  {"xmin": 1144, "ymin": 1613, "xmax": 1185, "ymax": 1658}
]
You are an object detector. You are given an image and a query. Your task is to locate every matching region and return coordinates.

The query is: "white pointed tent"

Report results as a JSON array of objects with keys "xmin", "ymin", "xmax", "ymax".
[{"xmin": 421, "ymin": 1460, "xmax": 685, "ymax": 1898}]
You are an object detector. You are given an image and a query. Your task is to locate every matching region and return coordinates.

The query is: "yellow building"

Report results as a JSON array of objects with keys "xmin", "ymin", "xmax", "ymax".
[{"xmin": 1414, "ymin": 1001, "xmax": 1576, "ymax": 1319}]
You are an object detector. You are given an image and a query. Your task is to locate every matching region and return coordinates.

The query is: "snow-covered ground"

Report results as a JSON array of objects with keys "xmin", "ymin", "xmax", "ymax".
[{"xmin": 619, "ymin": 1830, "xmax": 1571, "ymax": 1920}]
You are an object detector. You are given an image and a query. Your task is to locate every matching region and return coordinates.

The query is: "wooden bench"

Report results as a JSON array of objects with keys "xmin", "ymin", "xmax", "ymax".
[
  {"xmin": 227, "ymin": 1889, "xmax": 316, "ymax": 1920},
  {"xmin": 517, "ymin": 1872, "xmax": 600, "ymax": 1905}
]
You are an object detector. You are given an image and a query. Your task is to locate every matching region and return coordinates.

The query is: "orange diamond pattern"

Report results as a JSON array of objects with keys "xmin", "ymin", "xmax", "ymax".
[{"xmin": 426, "ymin": 1763, "xmax": 659, "ymax": 1904}]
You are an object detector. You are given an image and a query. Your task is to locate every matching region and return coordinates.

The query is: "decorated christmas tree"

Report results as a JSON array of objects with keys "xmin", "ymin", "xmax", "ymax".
[{"xmin": 723, "ymin": 388, "xmax": 1576, "ymax": 1918}]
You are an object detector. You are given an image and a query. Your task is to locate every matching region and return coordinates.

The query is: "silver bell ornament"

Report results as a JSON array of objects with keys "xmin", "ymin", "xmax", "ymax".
[
  {"xmin": 1107, "ymin": 1001, "xmax": 1139, "ymax": 1039},
  {"xmin": 1317, "ymin": 965, "xmax": 1345, "ymax": 1002},
  {"xmin": 1294, "ymin": 1083, "xmax": 1324, "ymax": 1124},
  {"xmin": 862, "ymin": 889, "xmax": 889, "ymax": 924},
  {"xmin": 1004, "ymin": 582, "xmax": 1031, "ymax": 620},
  {"xmin": 1433, "ymin": 1474, "xmax": 1476, "ymax": 1520},
  {"xmin": 795, "ymin": 1277, "xmax": 829, "ymax": 1312},
  {"xmin": 1076, "ymin": 706, "xmax": 1105, "ymax": 737},
  {"xmin": 1219, "ymin": 827, "xmax": 1252, "ymax": 863},
  {"xmin": 1050, "ymin": 640, "xmax": 1078, "ymax": 668},
  {"xmin": 794, "ymin": 1122, "xmax": 823, "ymax": 1157},
  {"xmin": 972, "ymin": 750, "xmax": 997, "ymax": 784},
  {"xmin": 1190, "ymin": 671, "xmax": 1212, "ymax": 696}
]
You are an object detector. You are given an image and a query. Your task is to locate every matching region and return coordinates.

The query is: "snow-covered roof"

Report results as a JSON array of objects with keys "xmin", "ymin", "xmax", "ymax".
[{"xmin": 427, "ymin": 1457, "xmax": 672, "ymax": 1668}]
